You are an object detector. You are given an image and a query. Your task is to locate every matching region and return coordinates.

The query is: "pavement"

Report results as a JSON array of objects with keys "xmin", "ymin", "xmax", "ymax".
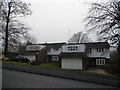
[{"xmin": 2, "ymin": 63, "xmax": 120, "ymax": 87}]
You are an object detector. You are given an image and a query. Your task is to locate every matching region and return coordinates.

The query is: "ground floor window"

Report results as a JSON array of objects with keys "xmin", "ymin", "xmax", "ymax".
[
  {"xmin": 96, "ymin": 59, "xmax": 105, "ymax": 65},
  {"xmin": 52, "ymin": 56, "xmax": 59, "ymax": 61}
]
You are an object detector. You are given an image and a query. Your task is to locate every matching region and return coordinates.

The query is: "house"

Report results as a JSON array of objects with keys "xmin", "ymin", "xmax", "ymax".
[
  {"xmin": 20, "ymin": 44, "xmax": 46, "ymax": 62},
  {"xmin": 85, "ymin": 42, "xmax": 110, "ymax": 68},
  {"xmin": 60, "ymin": 44, "xmax": 86, "ymax": 70},
  {"xmin": 40, "ymin": 42, "xmax": 66, "ymax": 62},
  {"xmin": 60, "ymin": 42, "xmax": 110, "ymax": 70},
  {"xmin": 19, "ymin": 42, "xmax": 65, "ymax": 63},
  {"xmin": 19, "ymin": 42, "xmax": 110, "ymax": 70}
]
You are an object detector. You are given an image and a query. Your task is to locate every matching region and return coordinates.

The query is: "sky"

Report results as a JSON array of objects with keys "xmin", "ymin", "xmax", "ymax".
[{"xmin": 20, "ymin": 0, "xmax": 108, "ymax": 43}]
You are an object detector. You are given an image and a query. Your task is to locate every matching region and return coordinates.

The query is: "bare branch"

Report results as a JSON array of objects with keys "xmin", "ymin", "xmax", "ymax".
[{"xmin": 85, "ymin": 0, "xmax": 120, "ymax": 47}]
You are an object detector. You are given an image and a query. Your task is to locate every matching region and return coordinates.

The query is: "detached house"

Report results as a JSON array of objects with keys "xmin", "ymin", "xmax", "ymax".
[
  {"xmin": 41, "ymin": 42, "xmax": 65, "ymax": 62},
  {"xmin": 19, "ymin": 44, "xmax": 46, "ymax": 62},
  {"xmin": 20, "ymin": 42, "xmax": 110, "ymax": 70},
  {"xmin": 60, "ymin": 42, "xmax": 110, "ymax": 70},
  {"xmin": 20, "ymin": 42, "xmax": 65, "ymax": 63},
  {"xmin": 85, "ymin": 42, "xmax": 110, "ymax": 67}
]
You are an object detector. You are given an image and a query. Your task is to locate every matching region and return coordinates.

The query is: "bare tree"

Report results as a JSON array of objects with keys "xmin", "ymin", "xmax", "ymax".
[
  {"xmin": 1, "ymin": 0, "xmax": 32, "ymax": 56},
  {"xmin": 85, "ymin": 0, "xmax": 120, "ymax": 53},
  {"xmin": 25, "ymin": 35, "xmax": 37, "ymax": 45},
  {"xmin": 68, "ymin": 31, "xmax": 91, "ymax": 43}
]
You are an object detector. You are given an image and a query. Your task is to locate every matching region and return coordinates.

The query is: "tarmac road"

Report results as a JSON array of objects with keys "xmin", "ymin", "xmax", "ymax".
[
  {"xmin": 2, "ymin": 69, "xmax": 117, "ymax": 88},
  {"xmin": 0, "ymin": 61, "xmax": 2, "ymax": 89}
]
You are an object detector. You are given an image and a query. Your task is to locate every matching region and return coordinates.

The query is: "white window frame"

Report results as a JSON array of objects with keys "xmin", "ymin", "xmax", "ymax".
[
  {"xmin": 47, "ymin": 48, "xmax": 51, "ymax": 52},
  {"xmin": 54, "ymin": 47, "xmax": 59, "ymax": 51},
  {"xmin": 96, "ymin": 59, "xmax": 105, "ymax": 65},
  {"xmin": 68, "ymin": 46, "xmax": 78, "ymax": 51},
  {"xmin": 97, "ymin": 48, "xmax": 104, "ymax": 52},
  {"xmin": 52, "ymin": 56, "xmax": 59, "ymax": 61},
  {"xmin": 87, "ymin": 48, "xmax": 92, "ymax": 53}
]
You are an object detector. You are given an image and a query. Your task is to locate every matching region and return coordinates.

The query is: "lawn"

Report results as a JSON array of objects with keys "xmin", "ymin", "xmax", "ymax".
[
  {"xmin": 2, "ymin": 61, "xmax": 60, "ymax": 69},
  {"xmin": 2, "ymin": 60, "xmax": 115, "ymax": 77}
]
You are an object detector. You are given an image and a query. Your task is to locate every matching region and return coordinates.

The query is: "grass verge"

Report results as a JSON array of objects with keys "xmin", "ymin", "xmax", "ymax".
[
  {"xmin": 2, "ymin": 61, "xmax": 115, "ymax": 77},
  {"xmin": 2, "ymin": 61, "xmax": 60, "ymax": 69}
]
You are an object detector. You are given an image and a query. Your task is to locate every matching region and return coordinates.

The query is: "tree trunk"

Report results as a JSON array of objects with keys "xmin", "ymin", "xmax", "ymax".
[
  {"xmin": 4, "ymin": 2, "xmax": 11, "ymax": 57},
  {"xmin": 4, "ymin": 19, "xmax": 9, "ymax": 57},
  {"xmin": 118, "ymin": 40, "xmax": 120, "ymax": 53}
]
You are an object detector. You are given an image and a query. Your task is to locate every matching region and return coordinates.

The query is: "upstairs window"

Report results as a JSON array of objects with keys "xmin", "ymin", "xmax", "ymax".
[
  {"xmin": 97, "ymin": 48, "xmax": 104, "ymax": 52},
  {"xmin": 68, "ymin": 46, "xmax": 78, "ymax": 51},
  {"xmin": 87, "ymin": 48, "xmax": 92, "ymax": 53},
  {"xmin": 54, "ymin": 47, "xmax": 59, "ymax": 51},
  {"xmin": 47, "ymin": 48, "xmax": 51, "ymax": 52}
]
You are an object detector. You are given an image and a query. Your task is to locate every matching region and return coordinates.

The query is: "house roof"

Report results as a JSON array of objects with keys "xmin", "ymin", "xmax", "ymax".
[
  {"xmin": 25, "ymin": 42, "xmax": 109, "ymax": 48},
  {"xmin": 40, "ymin": 42, "xmax": 66, "ymax": 48},
  {"xmin": 67, "ymin": 42, "xmax": 110, "ymax": 48},
  {"xmin": 21, "ymin": 51, "xmax": 39, "ymax": 55},
  {"xmin": 59, "ymin": 52, "xmax": 86, "ymax": 57},
  {"xmin": 85, "ymin": 42, "xmax": 110, "ymax": 48},
  {"xmin": 41, "ymin": 42, "xmax": 66, "ymax": 45}
]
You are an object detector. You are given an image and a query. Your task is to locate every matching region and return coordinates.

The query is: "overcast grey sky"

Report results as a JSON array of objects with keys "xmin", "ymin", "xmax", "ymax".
[{"xmin": 21, "ymin": 0, "xmax": 108, "ymax": 43}]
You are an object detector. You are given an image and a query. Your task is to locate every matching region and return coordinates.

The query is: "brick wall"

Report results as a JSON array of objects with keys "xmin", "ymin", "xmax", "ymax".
[{"xmin": 36, "ymin": 48, "xmax": 47, "ymax": 63}]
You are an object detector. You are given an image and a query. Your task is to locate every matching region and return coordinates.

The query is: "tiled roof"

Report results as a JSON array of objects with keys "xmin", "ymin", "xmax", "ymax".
[
  {"xmin": 85, "ymin": 42, "xmax": 110, "ymax": 48},
  {"xmin": 67, "ymin": 42, "xmax": 110, "ymax": 48},
  {"xmin": 59, "ymin": 52, "xmax": 86, "ymax": 57}
]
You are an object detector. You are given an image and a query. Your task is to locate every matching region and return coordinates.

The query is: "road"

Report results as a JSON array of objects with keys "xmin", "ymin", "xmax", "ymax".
[
  {"xmin": 2, "ymin": 69, "xmax": 117, "ymax": 88},
  {"xmin": 0, "ymin": 61, "xmax": 2, "ymax": 89}
]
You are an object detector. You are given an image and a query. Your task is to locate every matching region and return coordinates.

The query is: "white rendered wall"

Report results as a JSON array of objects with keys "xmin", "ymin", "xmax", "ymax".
[
  {"xmin": 62, "ymin": 44, "xmax": 86, "ymax": 53},
  {"xmin": 87, "ymin": 48, "xmax": 110, "ymax": 59},
  {"xmin": 26, "ymin": 45, "xmax": 45, "ymax": 51},
  {"xmin": 47, "ymin": 48, "xmax": 62, "ymax": 55},
  {"xmin": 62, "ymin": 58, "xmax": 82, "ymax": 70}
]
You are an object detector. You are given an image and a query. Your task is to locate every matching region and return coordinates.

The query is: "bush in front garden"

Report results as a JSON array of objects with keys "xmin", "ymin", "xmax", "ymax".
[
  {"xmin": 30, "ymin": 60, "xmax": 39, "ymax": 65},
  {"xmin": 102, "ymin": 64, "xmax": 120, "ymax": 75},
  {"xmin": 2, "ymin": 57, "xmax": 9, "ymax": 61}
]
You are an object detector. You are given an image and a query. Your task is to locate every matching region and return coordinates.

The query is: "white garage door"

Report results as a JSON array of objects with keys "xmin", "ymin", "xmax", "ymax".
[{"xmin": 62, "ymin": 58, "xmax": 82, "ymax": 70}]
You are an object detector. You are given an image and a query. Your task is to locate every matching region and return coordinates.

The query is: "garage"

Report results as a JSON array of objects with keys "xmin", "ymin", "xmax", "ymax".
[
  {"xmin": 61, "ymin": 58, "xmax": 83, "ymax": 70},
  {"xmin": 60, "ymin": 44, "xmax": 85, "ymax": 70}
]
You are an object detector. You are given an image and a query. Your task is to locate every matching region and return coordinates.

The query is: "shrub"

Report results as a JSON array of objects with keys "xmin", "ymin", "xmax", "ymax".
[
  {"xmin": 30, "ymin": 60, "xmax": 39, "ymax": 65},
  {"xmin": 2, "ymin": 57, "xmax": 9, "ymax": 61},
  {"xmin": 102, "ymin": 64, "xmax": 120, "ymax": 75},
  {"xmin": 110, "ymin": 64, "xmax": 120, "ymax": 74}
]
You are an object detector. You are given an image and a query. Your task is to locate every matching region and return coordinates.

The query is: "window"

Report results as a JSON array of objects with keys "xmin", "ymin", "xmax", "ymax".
[
  {"xmin": 96, "ymin": 59, "xmax": 105, "ymax": 65},
  {"xmin": 97, "ymin": 48, "xmax": 104, "ymax": 52},
  {"xmin": 87, "ymin": 48, "xmax": 92, "ymax": 53},
  {"xmin": 68, "ymin": 46, "xmax": 78, "ymax": 51},
  {"xmin": 52, "ymin": 56, "xmax": 59, "ymax": 61},
  {"xmin": 47, "ymin": 48, "xmax": 51, "ymax": 52},
  {"xmin": 54, "ymin": 47, "xmax": 59, "ymax": 51}
]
